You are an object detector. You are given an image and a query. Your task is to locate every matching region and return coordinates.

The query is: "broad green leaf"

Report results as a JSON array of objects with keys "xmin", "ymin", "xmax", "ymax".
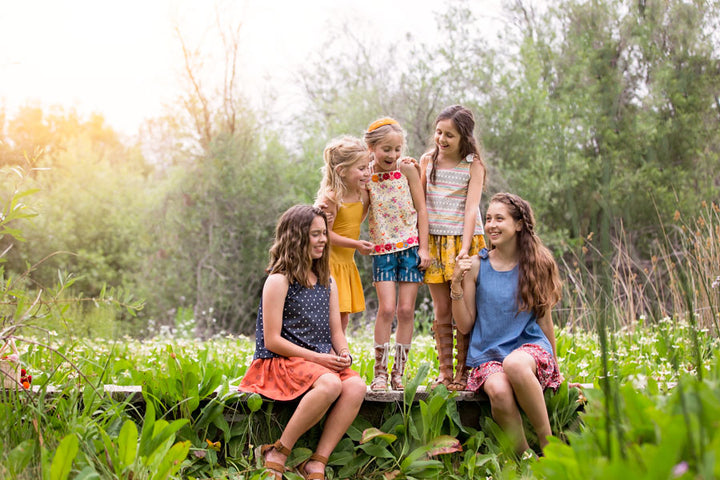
[
  {"xmin": 8, "ymin": 439, "xmax": 35, "ymax": 475},
  {"xmin": 425, "ymin": 435, "xmax": 462, "ymax": 456},
  {"xmin": 361, "ymin": 427, "xmax": 397, "ymax": 444},
  {"xmin": 404, "ymin": 362, "xmax": 429, "ymax": 406},
  {"xmin": 150, "ymin": 440, "xmax": 191, "ymax": 480},
  {"xmin": 117, "ymin": 419, "xmax": 138, "ymax": 468},
  {"xmin": 73, "ymin": 466, "xmax": 101, "ymax": 480},
  {"xmin": 358, "ymin": 443, "xmax": 395, "ymax": 459},
  {"xmin": 139, "ymin": 399, "xmax": 156, "ymax": 454},
  {"xmin": 50, "ymin": 434, "xmax": 78, "ymax": 480},
  {"xmin": 247, "ymin": 393, "xmax": 263, "ymax": 412},
  {"xmin": 143, "ymin": 418, "xmax": 189, "ymax": 460},
  {"xmin": 337, "ymin": 453, "xmax": 370, "ymax": 479}
]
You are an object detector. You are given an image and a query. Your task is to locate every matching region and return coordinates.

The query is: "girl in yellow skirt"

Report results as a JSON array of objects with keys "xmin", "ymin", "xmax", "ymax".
[
  {"xmin": 315, "ymin": 136, "xmax": 374, "ymax": 333},
  {"xmin": 239, "ymin": 205, "xmax": 366, "ymax": 480},
  {"xmin": 420, "ymin": 105, "xmax": 487, "ymax": 391}
]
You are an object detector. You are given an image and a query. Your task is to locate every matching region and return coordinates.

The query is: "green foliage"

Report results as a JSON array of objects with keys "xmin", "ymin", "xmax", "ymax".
[
  {"xmin": 534, "ymin": 361, "xmax": 720, "ymax": 479},
  {"xmin": 480, "ymin": 0, "xmax": 720, "ymax": 260}
]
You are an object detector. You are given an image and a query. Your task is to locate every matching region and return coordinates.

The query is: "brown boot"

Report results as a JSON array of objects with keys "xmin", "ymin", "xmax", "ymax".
[
  {"xmin": 448, "ymin": 328, "xmax": 469, "ymax": 391},
  {"xmin": 370, "ymin": 343, "xmax": 389, "ymax": 391},
  {"xmin": 390, "ymin": 343, "xmax": 410, "ymax": 390},
  {"xmin": 431, "ymin": 320, "xmax": 453, "ymax": 388}
]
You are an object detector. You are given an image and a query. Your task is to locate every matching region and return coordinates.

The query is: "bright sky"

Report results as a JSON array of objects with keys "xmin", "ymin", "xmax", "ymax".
[{"xmin": 0, "ymin": 0, "xmax": 505, "ymax": 136}]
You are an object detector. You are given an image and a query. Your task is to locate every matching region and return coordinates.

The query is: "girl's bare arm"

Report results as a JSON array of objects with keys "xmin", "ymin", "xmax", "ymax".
[
  {"xmin": 401, "ymin": 162, "xmax": 431, "ymax": 269},
  {"xmin": 451, "ymin": 255, "xmax": 480, "ymax": 334},
  {"xmin": 460, "ymin": 158, "xmax": 485, "ymax": 256}
]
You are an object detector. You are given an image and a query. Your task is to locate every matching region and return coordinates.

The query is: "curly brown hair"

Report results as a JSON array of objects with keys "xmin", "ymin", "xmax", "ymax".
[
  {"xmin": 267, "ymin": 205, "xmax": 330, "ymax": 288},
  {"xmin": 489, "ymin": 193, "xmax": 562, "ymax": 318}
]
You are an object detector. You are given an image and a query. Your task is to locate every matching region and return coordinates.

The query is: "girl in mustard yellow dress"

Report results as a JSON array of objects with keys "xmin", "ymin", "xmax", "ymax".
[{"xmin": 316, "ymin": 136, "xmax": 373, "ymax": 333}]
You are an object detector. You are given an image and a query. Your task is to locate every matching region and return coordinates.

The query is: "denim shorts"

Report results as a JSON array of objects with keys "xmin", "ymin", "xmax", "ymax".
[{"xmin": 372, "ymin": 247, "xmax": 423, "ymax": 283}]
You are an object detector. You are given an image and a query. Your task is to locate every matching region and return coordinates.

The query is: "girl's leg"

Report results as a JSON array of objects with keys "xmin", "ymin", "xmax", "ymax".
[
  {"xmin": 264, "ymin": 373, "xmax": 343, "ymax": 469},
  {"xmin": 502, "ymin": 350, "xmax": 552, "ymax": 449},
  {"xmin": 394, "ymin": 282, "xmax": 419, "ymax": 344},
  {"xmin": 482, "ymin": 373, "xmax": 530, "ymax": 453},
  {"xmin": 390, "ymin": 282, "xmax": 420, "ymax": 389},
  {"xmin": 374, "ymin": 281, "xmax": 397, "ymax": 344},
  {"xmin": 428, "ymin": 282, "xmax": 453, "ymax": 386},
  {"xmin": 372, "ymin": 282, "xmax": 396, "ymax": 390},
  {"xmin": 449, "ymin": 329, "xmax": 470, "ymax": 391},
  {"xmin": 340, "ymin": 312, "xmax": 350, "ymax": 334},
  {"xmin": 302, "ymin": 375, "xmax": 367, "ymax": 476}
]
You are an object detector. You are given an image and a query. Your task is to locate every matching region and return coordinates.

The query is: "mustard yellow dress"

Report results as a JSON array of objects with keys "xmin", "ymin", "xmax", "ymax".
[{"xmin": 330, "ymin": 202, "xmax": 365, "ymax": 313}]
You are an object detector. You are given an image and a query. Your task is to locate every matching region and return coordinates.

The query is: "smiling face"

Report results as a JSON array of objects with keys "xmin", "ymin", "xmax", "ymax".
[
  {"xmin": 434, "ymin": 118, "xmax": 461, "ymax": 159},
  {"xmin": 308, "ymin": 215, "xmax": 328, "ymax": 259},
  {"xmin": 341, "ymin": 155, "xmax": 371, "ymax": 191},
  {"xmin": 369, "ymin": 132, "xmax": 403, "ymax": 172},
  {"xmin": 485, "ymin": 201, "xmax": 522, "ymax": 248}
]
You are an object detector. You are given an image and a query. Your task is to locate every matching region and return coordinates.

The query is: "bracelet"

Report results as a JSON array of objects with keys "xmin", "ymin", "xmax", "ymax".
[
  {"xmin": 450, "ymin": 289, "xmax": 464, "ymax": 300},
  {"xmin": 338, "ymin": 349, "xmax": 353, "ymax": 366}
]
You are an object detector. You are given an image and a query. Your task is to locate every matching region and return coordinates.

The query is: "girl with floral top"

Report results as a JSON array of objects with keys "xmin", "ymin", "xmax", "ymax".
[{"xmin": 364, "ymin": 117, "xmax": 430, "ymax": 390}]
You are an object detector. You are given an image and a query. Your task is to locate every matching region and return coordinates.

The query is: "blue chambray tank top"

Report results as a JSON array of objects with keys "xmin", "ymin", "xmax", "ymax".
[{"xmin": 466, "ymin": 249, "xmax": 552, "ymax": 367}]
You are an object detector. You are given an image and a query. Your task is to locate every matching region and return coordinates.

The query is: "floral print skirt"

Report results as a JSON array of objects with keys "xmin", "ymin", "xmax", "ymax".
[
  {"xmin": 467, "ymin": 344, "xmax": 561, "ymax": 392},
  {"xmin": 424, "ymin": 234, "xmax": 486, "ymax": 283}
]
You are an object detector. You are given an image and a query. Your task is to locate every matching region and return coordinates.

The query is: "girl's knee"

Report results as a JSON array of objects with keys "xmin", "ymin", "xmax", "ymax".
[
  {"xmin": 502, "ymin": 353, "xmax": 534, "ymax": 381},
  {"xmin": 484, "ymin": 375, "xmax": 514, "ymax": 405},
  {"xmin": 315, "ymin": 374, "xmax": 343, "ymax": 399},
  {"xmin": 395, "ymin": 303, "xmax": 415, "ymax": 322},
  {"xmin": 342, "ymin": 377, "xmax": 367, "ymax": 402},
  {"xmin": 376, "ymin": 303, "xmax": 396, "ymax": 321}
]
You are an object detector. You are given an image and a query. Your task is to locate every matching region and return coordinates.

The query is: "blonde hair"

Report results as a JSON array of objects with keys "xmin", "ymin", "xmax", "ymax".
[
  {"xmin": 315, "ymin": 136, "xmax": 369, "ymax": 206},
  {"xmin": 489, "ymin": 193, "xmax": 561, "ymax": 318},
  {"xmin": 363, "ymin": 117, "xmax": 406, "ymax": 151},
  {"xmin": 267, "ymin": 205, "xmax": 330, "ymax": 288}
]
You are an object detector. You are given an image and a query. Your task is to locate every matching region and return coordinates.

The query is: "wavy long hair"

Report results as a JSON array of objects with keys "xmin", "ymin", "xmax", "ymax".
[
  {"xmin": 427, "ymin": 105, "xmax": 484, "ymax": 184},
  {"xmin": 267, "ymin": 205, "xmax": 330, "ymax": 288},
  {"xmin": 489, "ymin": 193, "xmax": 562, "ymax": 318},
  {"xmin": 315, "ymin": 136, "xmax": 370, "ymax": 206}
]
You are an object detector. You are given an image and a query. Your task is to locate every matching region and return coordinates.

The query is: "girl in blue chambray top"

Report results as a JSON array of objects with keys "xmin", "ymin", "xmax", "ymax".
[{"xmin": 451, "ymin": 193, "xmax": 565, "ymax": 455}]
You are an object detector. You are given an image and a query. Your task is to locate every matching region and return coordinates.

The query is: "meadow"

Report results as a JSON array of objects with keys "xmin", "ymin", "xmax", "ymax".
[
  {"xmin": 2, "ymin": 181, "xmax": 720, "ymax": 478},
  {"xmin": 2, "ymin": 313, "xmax": 719, "ymax": 479}
]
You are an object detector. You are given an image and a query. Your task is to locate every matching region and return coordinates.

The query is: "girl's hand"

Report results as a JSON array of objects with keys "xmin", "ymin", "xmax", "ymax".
[
  {"xmin": 453, "ymin": 253, "xmax": 473, "ymax": 284},
  {"xmin": 318, "ymin": 352, "xmax": 352, "ymax": 372},
  {"xmin": 418, "ymin": 249, "xmax": 431, "ymax": 270},
  {"xmin": 357, "ymin": 240, "xmax": 374, "ymax": 255},
  {"xmin": 315, "ymin": 200, "xmax": 336, "ymax": 225},
  {"xmin": 456, "ymin": 248, "xmax": 469, "ymax": 262},
  {"xmin": 400, "ymin": 156, "xmax": 421, "ymax": 176}
]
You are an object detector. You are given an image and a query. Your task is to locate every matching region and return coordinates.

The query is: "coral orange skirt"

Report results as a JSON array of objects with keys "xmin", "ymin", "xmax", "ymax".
[{"xmin": 238, "ymin": 356, "xmax": 360, "ymax": 401}]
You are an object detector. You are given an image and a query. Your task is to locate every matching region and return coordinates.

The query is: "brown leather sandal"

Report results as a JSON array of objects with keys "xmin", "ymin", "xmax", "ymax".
[
  {"xmin": 255, "ymin": 440, "xmax": 291, "ymax": 479},
  {"xmin": 448, "ymin": 330, "xmax": 469, "ymax": 391},
  {"xmin": 431, "ymin": 319, "xmax": 453, "ymax": 388},
  {"xmin": 297, "ymin": 452, "xmax": 329, "ymax": 480}
]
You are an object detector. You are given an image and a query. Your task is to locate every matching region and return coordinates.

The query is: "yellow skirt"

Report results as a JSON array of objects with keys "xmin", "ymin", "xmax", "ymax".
[
  {"xmin": 331, "ymin": 260, "xmax": 365, "ymax": 314},
  {"xmin": 424, "ymin": 234, "xmax": 486, "ymax": 284}
]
